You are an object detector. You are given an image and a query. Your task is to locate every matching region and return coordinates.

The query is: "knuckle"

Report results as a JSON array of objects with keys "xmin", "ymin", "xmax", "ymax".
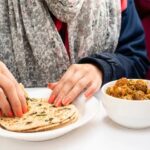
[
  {"xmin": 67, "ymin": 78, "xmax": 75, "ymax": 85},
  {"xmin": 71, "ymin": 64, "xmax": 78, "ymax": 70},
  {"xmin": 2, "ymin": 103, "xmax": 10, "ymax": 112},
  {"xmin": 13, "ymin": 101, "xmax": 20, "ymax": 109},
  {"xmin": 71, "ymin": 86, "xmax": 78, "ymax": 94},
  {"xmin": 83, "ymin": 67, "xmax": 89, "ymax": 72},
  {"xmin": 59, "ymin": 86, "xmax": 70, "ymax": 97},
  {"xmin": 77, "ymin": 81, "xmax": 85, "ymax": 89},
  {"xmin": 0, "ymin": 61, "xmax": 5, "ymax": 68},
  {"xmin": 6, "ymin": 82, "xmax": 14, "ymax": 90},
  {"xmin": 58, "ymin": 89, "xmax": 66, "ymax": 97},
  {"xmin": 69, "ymin": 91, "xmax": 77, "ymax": 98},
  {"xmin": 71, "ymin": 87, "xmax": 80, "ymax": 97},
  {"xmin": 82, "ymin": 65, "xmax": 91, "ymax": 73},
  {"xmin": 53, "ymin": 88, "xmax": 59, "ymax": 95}
]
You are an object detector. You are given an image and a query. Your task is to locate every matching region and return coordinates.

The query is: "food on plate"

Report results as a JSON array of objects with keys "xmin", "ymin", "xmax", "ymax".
[
  {"xmin": 0, "ymin": 86, "xmax": 79, "ymax": 132},
  {"xmin": 0, "ymin": 98, "xmax": 79, "ymax": 132},
  {"xmin": 106, "ymin": 78, "xmax": 150, "ymax": 100}
]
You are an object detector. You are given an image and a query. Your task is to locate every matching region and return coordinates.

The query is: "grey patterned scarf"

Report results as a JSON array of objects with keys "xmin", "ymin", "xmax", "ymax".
[{"xmin": 0, "ymin": 0, "xmax": 121, "ymax": 87}]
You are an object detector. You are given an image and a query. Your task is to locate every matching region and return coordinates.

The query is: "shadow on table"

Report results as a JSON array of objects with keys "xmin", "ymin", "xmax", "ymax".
[{"xmin": 102, "ymin": 116, "xmax": 150, "ymax": 132}]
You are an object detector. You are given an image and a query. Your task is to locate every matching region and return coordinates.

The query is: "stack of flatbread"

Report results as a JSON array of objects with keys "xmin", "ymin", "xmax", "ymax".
[{"xmin": 0, "ymin": 87, "xmax": 79, "ymax": 132}]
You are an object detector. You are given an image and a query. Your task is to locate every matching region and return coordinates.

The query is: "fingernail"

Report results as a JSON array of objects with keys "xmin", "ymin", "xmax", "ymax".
[
  {"xmin": 84, "ymin": 92, "xmax": 92, "ymax": 98},
  {"xmin": 16, "ymin": 111, "xmax": 23, "ymax": 117},
  {"xmin": 55, "ymin": 100, "xmax": 62, "ymax": 107},
  {"xmin": 47, "ymin": 83, "xmax": 51, "ymax": 88},
  {"xmin": 8, "ymin": 111, "xmax": 14, "ymax": 117},
  {"xmin": 62, "ymin": 98, "xmax": 71, "ymax": 106},
  {"xmin": 48, "ymin": 95, "xmax": 56, "ymax": 103},
  {"xmin": 23, "ymin": 106, "xmax": 28, "ymax": 113}
]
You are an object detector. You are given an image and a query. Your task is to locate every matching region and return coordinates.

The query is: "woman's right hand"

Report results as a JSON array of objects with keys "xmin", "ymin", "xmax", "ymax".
[{"xmin": 0, "ymin": 61, "xmax": 27, "ymax": 117}]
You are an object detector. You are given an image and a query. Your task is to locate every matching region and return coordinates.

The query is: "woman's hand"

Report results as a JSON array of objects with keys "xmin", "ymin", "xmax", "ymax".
[
  {"xmin": 0, "ymin": 62, "xmax": 27, "ymax": 117},
  {"xmin": 48, "ymin": 64, "xmax": 103, "ymax": 107}
]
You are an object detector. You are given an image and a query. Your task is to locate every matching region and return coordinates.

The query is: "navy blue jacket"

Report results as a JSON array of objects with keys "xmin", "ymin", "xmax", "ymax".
[{"xmin": 79, "ymin": 0, "xmax": 150, "ymax": 85}]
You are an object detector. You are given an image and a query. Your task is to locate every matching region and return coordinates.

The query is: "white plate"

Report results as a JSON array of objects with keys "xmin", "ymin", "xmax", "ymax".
[{"xmin": 0, "ymin": 88, "xmax": 99, "ymax": 141}]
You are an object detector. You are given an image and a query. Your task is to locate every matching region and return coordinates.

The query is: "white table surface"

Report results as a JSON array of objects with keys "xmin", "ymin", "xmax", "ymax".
[{"xmin": 0, "ymin": 101, "xmax": 150, "ymax": 150}]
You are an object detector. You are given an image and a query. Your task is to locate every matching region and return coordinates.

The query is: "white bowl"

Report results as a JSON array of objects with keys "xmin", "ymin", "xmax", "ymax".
[{"xmin": 100, "ymin": 80, "xmax": 150, "ymax": 129}]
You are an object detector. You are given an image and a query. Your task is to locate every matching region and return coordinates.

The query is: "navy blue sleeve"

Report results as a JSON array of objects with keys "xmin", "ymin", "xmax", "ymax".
[{"xmin": 78, "ymin": 0, "xmax": 150, "ymax": 85}]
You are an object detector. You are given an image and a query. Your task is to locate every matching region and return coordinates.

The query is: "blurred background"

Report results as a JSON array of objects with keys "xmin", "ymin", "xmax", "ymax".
[{"xmin": 134, "ymin": 0, "xmax": 150, "ymax": 79}]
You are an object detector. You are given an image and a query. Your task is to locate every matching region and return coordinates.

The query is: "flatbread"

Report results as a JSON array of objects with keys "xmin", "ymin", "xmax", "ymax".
[
  {"xmin": 0, "ymin": 98, "xmax": 79, "ymax": 132},
  {"xmin": 24, "ymin": 114, "xmax": 78, "ymax": 132}
]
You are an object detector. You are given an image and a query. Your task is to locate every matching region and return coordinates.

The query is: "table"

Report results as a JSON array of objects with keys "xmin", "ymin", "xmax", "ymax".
[{"xmin": 0, "ymin": 101, "xmax": 150, "ymax": 150}]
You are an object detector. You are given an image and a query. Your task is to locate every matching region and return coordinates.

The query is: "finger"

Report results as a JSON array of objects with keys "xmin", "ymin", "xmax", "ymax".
[
  {"xmin": 1, "ymin": 62, "xmax": 19, "ymax": 85},
  {"xmin": 84, "ymin": 80, "xmax": 101, "ymax": 98},
  {"xmin": 54, "ymin": 72, "xmax": 85, "ymax": 107},
  {"xmin": 1, "ymin": 64, "xmax": 27, "ymax": 113},
  {"xmin": 0, "ymin": 74, "xmax": 23, "ymax": 117},
  {"xmin": 48, "ymin": 83, "xmax": 67, "ymax": 104},
  {"xmin": 48, "ymin": 66, "xmax": 75, "ymax": 103},
  {"xmin": 0, "ymin": 88, "xmax": 13, "ymax": 117},
  {"xmin": 53, "ymin": 95, "xmax": 62, "ymax": 107},
  {"xmin": 62, "ymin": 76, "xmax": 89, "ymax": 105},
  {"xmin": 16, "ymin": 85, "xmax": 28, "ymax": 113}
]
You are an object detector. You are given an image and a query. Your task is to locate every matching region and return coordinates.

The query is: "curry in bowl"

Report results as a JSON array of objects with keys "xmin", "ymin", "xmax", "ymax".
[
  {"xmin": 101, "ymin": 78, "xmax": 150, "ymax": 128},
  {"xmin": 106, "ymin": 78, "xmax": 150, "ymax": 100}
]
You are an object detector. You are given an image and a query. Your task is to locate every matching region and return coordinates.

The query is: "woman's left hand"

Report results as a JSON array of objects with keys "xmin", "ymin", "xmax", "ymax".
[{"xmin": 48, "ymin": 64, "xmax": 103, "ymax": 107}]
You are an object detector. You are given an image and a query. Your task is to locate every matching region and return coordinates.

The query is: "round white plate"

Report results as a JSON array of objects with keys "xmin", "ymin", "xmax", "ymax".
[{"xmin": 0, "ymin": 88, "xmax": 99, "ymax": 141}]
